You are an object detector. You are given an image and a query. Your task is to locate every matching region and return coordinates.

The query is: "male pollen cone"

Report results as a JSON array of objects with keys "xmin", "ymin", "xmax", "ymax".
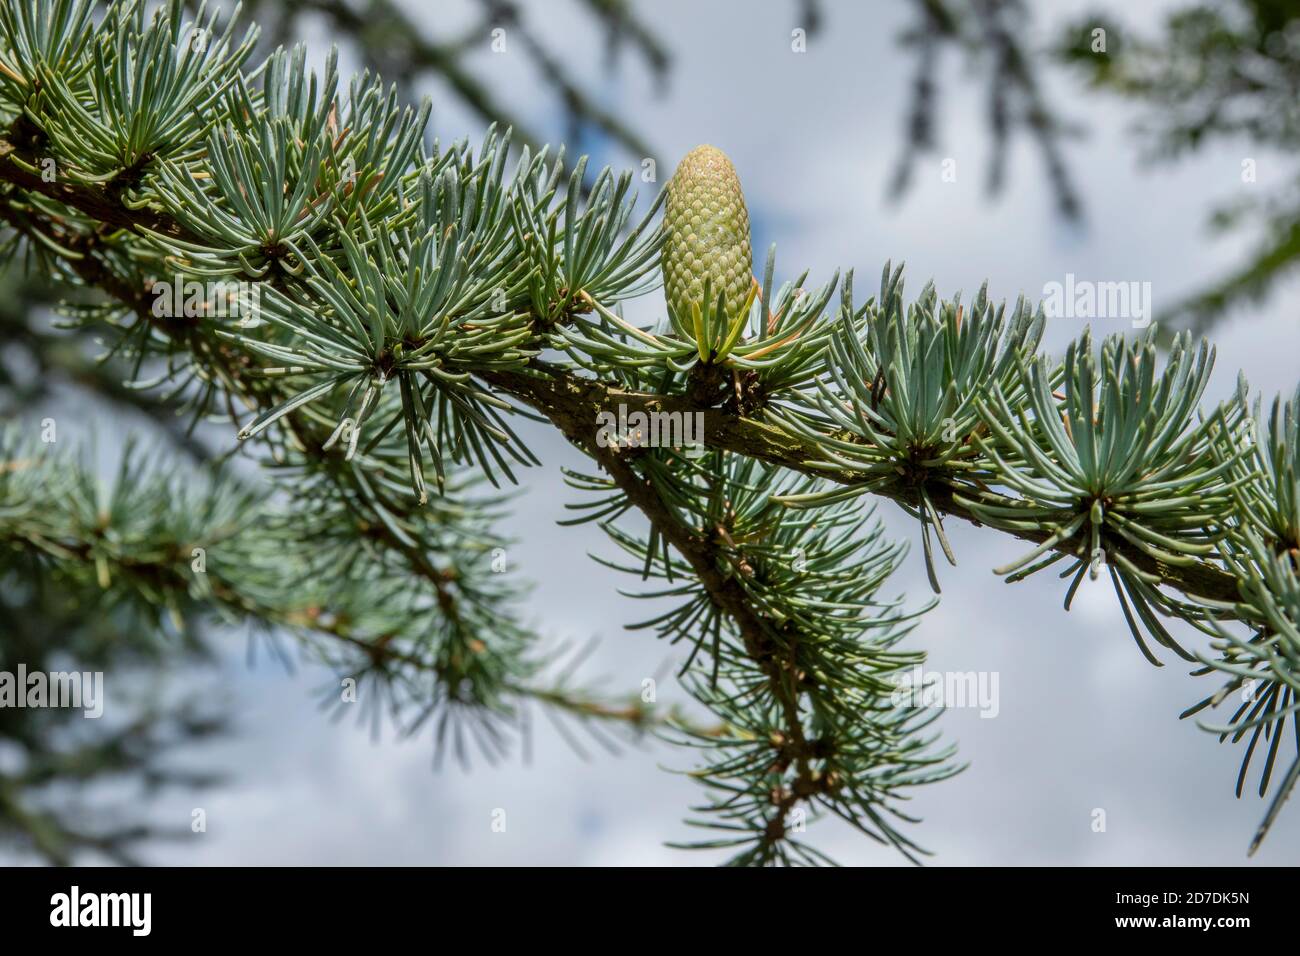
[{"xmin": 662, "ymin": 145, "xmax": 753, "ymax": 322}]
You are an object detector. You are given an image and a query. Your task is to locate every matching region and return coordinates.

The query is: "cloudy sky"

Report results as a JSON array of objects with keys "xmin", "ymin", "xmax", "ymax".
[{"xmin": 11, "ymin": 0, "xmax": 1300, "ymax": 866}]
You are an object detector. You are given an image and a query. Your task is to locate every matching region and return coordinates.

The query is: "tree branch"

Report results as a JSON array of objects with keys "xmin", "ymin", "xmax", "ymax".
[
  {"xmin": 0, "ymin": 143, "xmax": 1241, "ymax": 614},
  {"xmin": 478, "ymin": 364, "xmax": 1243, "ymax": 606}
]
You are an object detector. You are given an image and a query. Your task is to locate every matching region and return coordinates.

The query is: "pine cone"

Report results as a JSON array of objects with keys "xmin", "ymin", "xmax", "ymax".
[{"xmin": 662, "ymin": 145, "xmax": 753, "ymax": 322}]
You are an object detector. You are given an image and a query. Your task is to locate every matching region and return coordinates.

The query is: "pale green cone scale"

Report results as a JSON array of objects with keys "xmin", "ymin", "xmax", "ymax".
[{"xmin": 662, "ymin": 145, "xmax": 754, "ymax": 323}]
